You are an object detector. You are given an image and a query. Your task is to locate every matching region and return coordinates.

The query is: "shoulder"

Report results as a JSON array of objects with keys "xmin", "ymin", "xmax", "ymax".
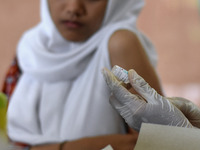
[
  {"xmin": 108, "ymin": 29, "xmax": 149, "ymax": 69},
  {"xmin": 108, "ymin": 29, "xmax": 140, "ymax": 54},
  {"xmin": 108, "ymin": 30, "xmax": 163, "ymax": 95}
]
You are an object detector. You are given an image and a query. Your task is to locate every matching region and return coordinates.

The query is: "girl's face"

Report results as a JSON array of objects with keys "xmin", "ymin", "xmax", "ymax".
[{"xmin": 49, "ymin": 0, "xmax": 108, "ymax": 42}]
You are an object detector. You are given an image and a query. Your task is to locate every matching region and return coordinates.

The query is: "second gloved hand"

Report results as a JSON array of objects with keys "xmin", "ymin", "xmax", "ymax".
[
  {"xmin": 168, "ymin": 97, "xmax": 200, "ymax": 128},
  {"xmin": 102, "ymin": 68, "xmax": 193, "ymax": 131}
]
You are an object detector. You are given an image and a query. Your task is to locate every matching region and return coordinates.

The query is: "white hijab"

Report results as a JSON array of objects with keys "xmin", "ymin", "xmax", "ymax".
[
  {"xmin": 8, "ymin": 0, "xmax": 157, "ymax": 145},
  {"xmin": 16, "ymin": 0, "xmax": 156, "ymax": 82}
]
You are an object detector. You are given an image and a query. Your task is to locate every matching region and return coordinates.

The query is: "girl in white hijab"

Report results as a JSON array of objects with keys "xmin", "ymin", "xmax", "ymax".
[{"xmin": 7, "ymin": 0, "xmax": 163, "ymax": 149}]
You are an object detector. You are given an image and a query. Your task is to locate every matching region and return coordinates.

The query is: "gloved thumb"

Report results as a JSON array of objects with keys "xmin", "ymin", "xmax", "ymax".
[{"xmin": 128, "ymin": 69, "xmax": 161, "ymax": 103}]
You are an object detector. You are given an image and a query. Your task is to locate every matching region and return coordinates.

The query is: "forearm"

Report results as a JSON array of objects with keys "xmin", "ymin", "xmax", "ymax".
[
  {"xmin": 30, "ymin": 143, "xmax": 60, "ymax": 150},
  {"xmin": 30, "ymin": 134, "xmax": 138, "ymax": 150}
]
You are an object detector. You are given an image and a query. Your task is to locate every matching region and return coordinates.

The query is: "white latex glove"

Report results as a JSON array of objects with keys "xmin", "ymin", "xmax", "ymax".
[
  {"xmin": 102, "ymin": 68, "xmax": 193, "ymax": 131},
  {"xmin": 168, "ymin": 97, "xmax": 200, "ymax": 128}
]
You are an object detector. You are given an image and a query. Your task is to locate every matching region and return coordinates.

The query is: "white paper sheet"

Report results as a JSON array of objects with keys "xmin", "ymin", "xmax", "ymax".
[{"xmin": 135, "ymin": 123, "xmax": 200, "ymax": 150}]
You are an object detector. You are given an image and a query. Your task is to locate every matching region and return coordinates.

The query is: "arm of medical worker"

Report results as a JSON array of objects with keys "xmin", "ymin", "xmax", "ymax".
[
  {"xmin": 30, "ymin": 134, "xmax": 138, "ymax": 150},
  {"xmin": 102, "ymin": 68, "xmax": 195, "ymax": 131}
]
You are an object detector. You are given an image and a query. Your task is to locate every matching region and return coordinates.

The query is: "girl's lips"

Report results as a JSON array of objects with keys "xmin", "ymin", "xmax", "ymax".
[{"xmin": 61, "ymin": 20, "xmax": 83, "ymax": 29}]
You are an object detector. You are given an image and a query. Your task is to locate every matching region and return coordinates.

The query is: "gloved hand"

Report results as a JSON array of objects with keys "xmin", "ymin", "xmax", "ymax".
[
  {"xmin": 168, "ymin": 97, "xmax": 200, "ymax": 128},
  {"xmin": 102, "ymin": 68, "xmax": 193, "ymax": 131}
]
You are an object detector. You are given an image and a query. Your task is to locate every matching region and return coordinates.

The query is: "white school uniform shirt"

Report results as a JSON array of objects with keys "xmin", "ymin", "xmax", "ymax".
[{"xmin": 7, "ymin": 0, "xmax": 158, "ymax": 145}]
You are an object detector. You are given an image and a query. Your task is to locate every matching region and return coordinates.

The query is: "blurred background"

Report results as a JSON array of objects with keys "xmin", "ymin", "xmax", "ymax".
[
  {"xmin": 0, "ymin": 0, "xmax": 200, "ymax": 105},
  {"xmin": 138, "ymin": 0, "xmax": 200, "ymax": 106}
]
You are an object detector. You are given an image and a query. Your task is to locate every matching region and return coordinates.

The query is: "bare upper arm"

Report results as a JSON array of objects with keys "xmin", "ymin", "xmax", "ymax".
[{"xmin": 108, "ymin": 29, "xmax": 163, "ymax": 94}]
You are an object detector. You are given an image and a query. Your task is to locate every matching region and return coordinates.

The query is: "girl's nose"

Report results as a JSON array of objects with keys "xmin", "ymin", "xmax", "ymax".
[{"xmin": 65, "ymin": 0, "xmax": 85, "ymax": 17}]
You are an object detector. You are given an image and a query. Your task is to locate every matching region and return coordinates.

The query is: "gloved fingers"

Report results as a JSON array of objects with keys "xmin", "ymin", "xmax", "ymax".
[
  {"xmin": 102, "ymin": 67, "xmax": 123, "ymax": 91},
  {"xmin": 102, "ymin": 68, "xmax": 145, "ymax": 105},
  {"xmin": 109, "ymin": 91, "xmax": 146, "ymax": 110},
  {"xmin": 102, "ymin": 68, "xmax": 132, "ymax": 103},
  {"xmin": 109, "ymin": 94, "xmax": 122, "ymax": 108},
  {"xmin": 128, "ymin": 69, "xmax": 162, "ymax": 103},
  {"xmin": 109, "ymin": 93, "xmax": 146, "ymax": 131}
]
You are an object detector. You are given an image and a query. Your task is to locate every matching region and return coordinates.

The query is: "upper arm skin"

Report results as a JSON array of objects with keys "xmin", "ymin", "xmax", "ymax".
[{"xmin": 108, "ymin": 29, "xmax": 163, "ymax": 95}]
